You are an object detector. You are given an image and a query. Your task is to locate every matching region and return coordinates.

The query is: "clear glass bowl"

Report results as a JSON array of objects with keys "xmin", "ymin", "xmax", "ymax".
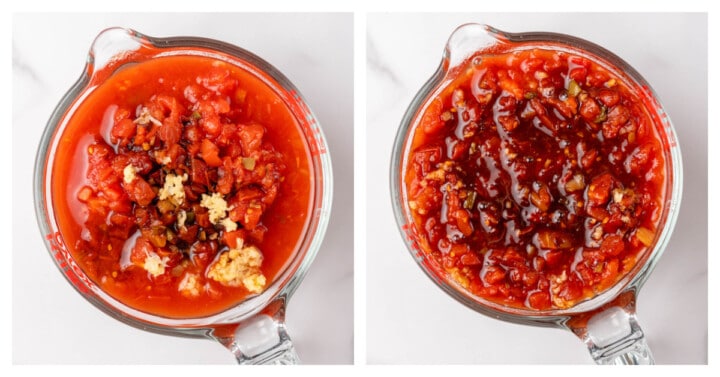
[
  {"xmin": 33, "ymin": 27, "xmax": 333, "ymax": 364},
  {"xmin": 390, "ymin": 23, "xmax": 682, "ymax": 364}
]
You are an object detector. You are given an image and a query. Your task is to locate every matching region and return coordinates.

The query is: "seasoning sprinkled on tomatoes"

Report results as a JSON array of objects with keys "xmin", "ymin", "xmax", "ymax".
[
  {"xmin": 52, "ymin": 55, "xmax": 313, "ymax": 318},
  {"xmin": 405, "ymin": 48, "xmax": 667, "ymax": 310}
]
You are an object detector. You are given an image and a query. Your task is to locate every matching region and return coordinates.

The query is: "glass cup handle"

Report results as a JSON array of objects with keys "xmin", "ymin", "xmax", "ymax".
[
  {"xmin": 216, "ymin": 313, "xmax": 300, "ymax": 365},
  {"xmin": 231, "ymin": 314, "xmax": 299, "ymax": 364},
  {"xmin": 576, "ymin": 306, "xmax": 654, "ymax": 365},
  {"xmin": 212, "ymin": 312, "xmax": 299, "ymax": 365}
]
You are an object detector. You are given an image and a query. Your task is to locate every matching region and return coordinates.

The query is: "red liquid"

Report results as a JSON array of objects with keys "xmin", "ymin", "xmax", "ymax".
[
  {"xmin": 404, "ymin": 48, "xmax": 667, "ymax": 310},
  {"xmin": 51, "ymin": 55, "xmax": 313, "ymax": 318}
]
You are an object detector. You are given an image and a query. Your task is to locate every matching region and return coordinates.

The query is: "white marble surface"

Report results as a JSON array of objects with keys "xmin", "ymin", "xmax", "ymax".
[
  {"xmin": 12, "ymin": 13, "xmax": 353, "ymax": 364},
  {"xmin": 367, "ymin": 13, "xmax": 707, "ymax": 364}
]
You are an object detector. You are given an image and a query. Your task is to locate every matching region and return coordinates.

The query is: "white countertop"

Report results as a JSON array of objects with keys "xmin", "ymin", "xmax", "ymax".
[
  {"xmin": 12, "ymin": 13, "xmax": 353, "ymax": 364},
  {"xmin": 10, "ymin": 10, "xmax": 709, "ymax": 367},
  {"xmin": 366, "ymin": 12, "xmax": 707, "ymax": 364}
]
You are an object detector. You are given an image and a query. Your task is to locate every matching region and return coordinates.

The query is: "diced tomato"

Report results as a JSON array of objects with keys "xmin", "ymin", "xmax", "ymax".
[
  {"xmin": 211, "ymin": 97, "xmax": 231, "ymax": 114},
  {"xmin": 195, "ymin": 210, "xmax": 212, "ymax": 228},
  {"xmin": 201, "ymin": 115, "xmax": 221, "ymax": 136},
  {"xmin": 453, "ymin": 209, "xmax": 473, "ymax": 236},
  {"xmin": 587, "ymin": 173, "xmax": 614, "ymax": 206},
  {"xmin": 556, "ymin": 278, "xmax": 583, "ymax": 303},
  {"xmin": 483, "ymin": 266, "xmax": 507, "ymax": 285},
  {"xmin": 543, "ymin": 54, "xmax": 563, "ymax": 72},
  {"xmin": 177, "ymin": 224, "xmax": 199, "ymax": 244},
  {"xmin": 200, "ymin": 139, "xmax": 222, "ymax": 167},
  {"xmin": 603, "ymin": 105, "xmax": 630, "ymax": 139},
  {"xmin": 216, "ymin": 158, "xmax": 235, "ymax": 195},
  {"xmin": 130, "ymin": 236, "xmax": 155, "ymax": 265},
  {"xmin": 579, "ymin": 97, "xmax": 601, "ymax": 123},
  {"xmin": 120, "ymin": 152, "xmax": 154, "ymax": 175},
  {"xmin": 536, "ymin": 230, "xmax": 572, "ymax": 250},
  {"xmin": 596, "ymin": 89, "xmax": 620, "ymax": 107},
  {"xmin": 190, "ymin": 158, "xmax": 209, "ymax": 187},
  {"xmin": 521, "ymin": 270, "xmax": 539, "ymax": 287},
  {"xmin": 157, "ymin": 121, "xmax": 180, "ymax": 146},
  {"xmin": 238, "ymin": 123, "xmax": 265, "ymax": 156},
  {"xmin": 412, "ymin": 145, "xmax": 442, "ymax": 176},
  {"xmin": 460, "ymin": 252, "xmax": 481, "ymax": 266},
  {"xmin": 411, "ymin": 185, "xmax": 442, "ymax": 214},
  {"xmin": 546, "ymin": 96, "xmax": 577, "ymax": 118},
  {"xmin": 222, "ymin": 230, "xmax": 248, "ymax": 249},
  {"xmin": 111, "ymin": 118, "xmax": 137, "ymax": 142},
  {"xmin": 248, "ymin": 224, "xmax": 267, "ymax": 244},
  {"xmin": 125, "ymin": 177, "xmax": 156, "ymax": 206},
  {"xmin": 530, "ymin": 183, "xmax": 552, "ymax": 212},
  {"xmin": 521, "ymin": 58, "xmax": 544, "ymax": 73},
  {"xmin": 216, "ymin": 123, "xmax": 238, "ymax": 146},
  {"xmin": 542, "ymin": 250, "xmax": 564, "ymax": 268},
  {"xmin": 77, "ymin": 186, "xmax": 93, "ymax": 202},
  {"xmin": 600, "ymin": 235, "xmax": 625, "ymax": 256},
  {"xmin": 527, "ymin": 291, "xmax": 551, "ymax": 310},
  {"xmin": 190, "ymin": 241, "xmax": 218, "ymax": 269},
  {"xmin": 497, "ymin": 70, "xmax": 523, "ymax": 99},
  {"xmin": 568, "ymin": 67, "xmax": 587, "ymax": 82},
  {"xmin": 600, "ymin": 258, "xmax": 620, "ymax": 288},
  {"xmin": 184, "ymin": 124, "xmax": 202, "ymax": 143},
  {"xmin": 241, "ymin": 204, "xmax": 264, "ymax": 231},
  {"xmin": 625, "ymin": 143, "xmax": 655, "ymax": 174},
  {"xmin": 420, "ymin": 97, "xmax": 445, "ymax": 134},
  {"xmin": 585, "ymin": 71, "xmax": 609, "ymax": 87}
]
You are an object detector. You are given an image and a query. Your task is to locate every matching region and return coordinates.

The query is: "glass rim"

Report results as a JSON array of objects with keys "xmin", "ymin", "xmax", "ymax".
[
  {"xmin": 33, "ymin": 27, "xmax": 333, "ymax": 334},
  {"xmin": 389, "ymin": 23, "xmax": 683, "ymax": 326}
]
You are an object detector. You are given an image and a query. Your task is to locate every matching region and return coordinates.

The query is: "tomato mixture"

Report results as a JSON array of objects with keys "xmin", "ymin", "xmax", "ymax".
[
  {"xmin": 52, "ymin": 55, "xmax": 313, "ymax": 318},
  {"xmin": 405, "ymin": 47, "xmax": 667, "ymax": 310}
]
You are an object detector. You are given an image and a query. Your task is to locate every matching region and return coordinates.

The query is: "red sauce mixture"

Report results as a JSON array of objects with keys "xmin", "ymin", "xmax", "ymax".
[
  {"xmin": 52, "ymin": 55, "xmax": 313, "ymax": 318},
  {"xmin": 404, "ymin": 48, "xmax": 667, "ymax": 310}
]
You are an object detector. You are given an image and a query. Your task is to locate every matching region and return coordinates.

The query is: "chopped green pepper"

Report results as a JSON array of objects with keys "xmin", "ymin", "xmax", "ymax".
[
  {"xmin": 594, "ymin": 106, "xmax": 608, "ymax": 123},
  {"xmin": 567, "ymin": 79, "xmax": 581, "ymax": 97},
  {"xmin": 463, "ymin": 191, "xmax": 477, "ymax": 209},
  {"xmin": 242, "ymin": 157, "xmax": 256, "ymax": 170}
]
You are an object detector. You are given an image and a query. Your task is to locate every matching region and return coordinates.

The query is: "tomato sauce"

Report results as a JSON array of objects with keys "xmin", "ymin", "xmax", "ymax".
[
  {"xmin": 404, "ymin": 48, "xmax": 667, "ymax": 310},
  {"xmin": 51, "ymin": 55, "xmax": 313, "ymax": 318}
]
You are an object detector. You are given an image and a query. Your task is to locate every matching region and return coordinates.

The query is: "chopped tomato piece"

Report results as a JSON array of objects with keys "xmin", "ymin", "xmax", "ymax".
[{"xmin": 200, "ymin": 139, "xmax": 223, "ymax": 167}]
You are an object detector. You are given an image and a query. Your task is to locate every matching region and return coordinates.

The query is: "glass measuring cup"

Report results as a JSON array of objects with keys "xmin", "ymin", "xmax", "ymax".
[
  {"xmin": 33, "ymin": 27, "xmax": 333, "ymax": 364},
  {"xmin": 390, "ymin": 23, "xmax": 682, "ymax": 365}
]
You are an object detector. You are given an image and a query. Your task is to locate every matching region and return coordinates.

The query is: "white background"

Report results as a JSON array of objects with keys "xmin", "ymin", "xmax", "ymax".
[
  {"xmin": 7, "ymin": 6, "xmax": 713, "ymax": 370},
  {"xmin": 12, "ymin": 13, "xmax": 354, "ymax": 364},
  {"xmin": 366, "ymin": 13, "xmax": 708, "ymax": 364}
]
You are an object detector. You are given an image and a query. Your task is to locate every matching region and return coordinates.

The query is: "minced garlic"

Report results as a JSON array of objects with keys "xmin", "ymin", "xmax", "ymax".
[
  {"xmin": 612, "ymin": 188, "xmax": 624, "ymax": 204},
  {"xmin": 158, "ymin": 173, "xmax": 188, "ymax": 206},
  {"xmin": 143, "ymin": 252, "xmax": 169, "ymax": 277},
  {"xmin": 207, "ymin": 245, "xmax": 266, "ymax": 293},
  {"xmin": 220, "ymin": 217, "xmax": 237, "ymax": 232},
  {"xmin": 153, "ymin": 150, "xmax": 172, "ymax": 165},
  {"xmin": 178, "ymin": 273, "xmax": 201, "ymax": 297},
  {"xmin": 123, "ymin": 164, "xmax": 137, "ymax": 184},
  {"xmin": 134, "ymin": 107, "xmax": 163, "ymax": 126},
  {"xmin": 200, "ymin": 192, "xmax": 229, "ymax": 225}
]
